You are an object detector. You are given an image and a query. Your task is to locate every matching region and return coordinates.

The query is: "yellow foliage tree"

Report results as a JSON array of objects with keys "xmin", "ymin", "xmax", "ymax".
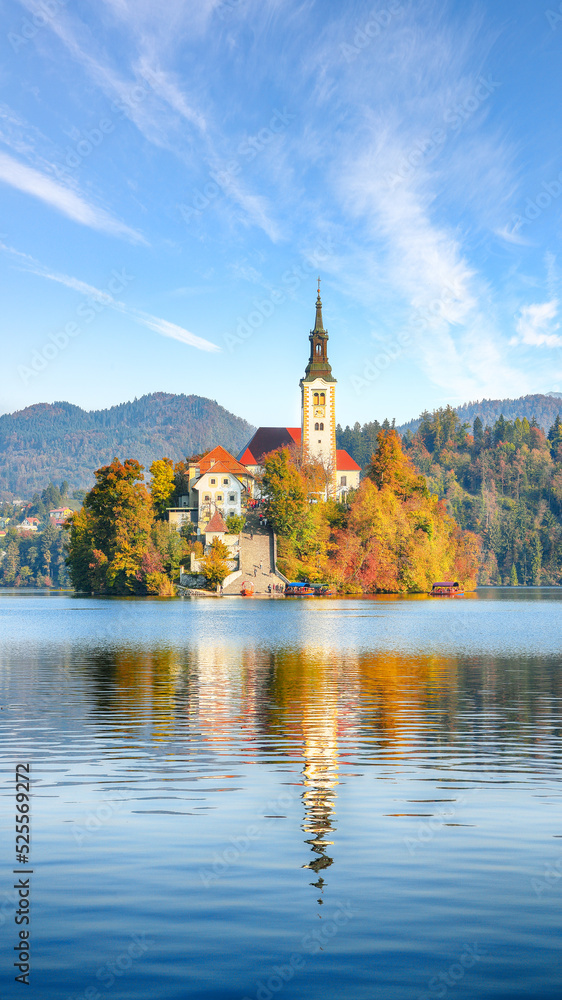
[{"xmin": 149, "ymin": 458, "xmax": 176, "ymax": 519}]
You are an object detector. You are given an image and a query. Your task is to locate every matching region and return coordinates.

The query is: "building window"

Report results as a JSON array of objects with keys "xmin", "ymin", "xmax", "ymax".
[
  {"xmin": 313, "ymin": 392, "xmax": 319, "ymax": 405},
  {"xmin": 216, "ymin": 494, "xmax": 223, "ymax": 502},
  {"xmin": 314, "ymin": 422, "xmax": 319, "ymax": 431},
  {"xmin": 210, "ymin": 478, "xmax": 216, "ymax": 485},
  {"xmin": 319, "ymin": 392, "xmax": 325, "ymax": 404},
  {"xmin": 229, "ymin": 494, "xmax": 236, "ymax": 502},
  {"xmin": 204, "ymin": 494, "xmax": 211, "ymax": 501},
  {"xmin": 319, "ymin": 423, "xmax": 324, "ymax": 430},
  {"xmin": 316, "ymin": 344, "xmax": 321, "ymax": 355},
  {"xmin": 340, "ymin": 476, "xmax": 347, "ymax": 486},
  {"xmin": 223, "ymin": 478, "xmax": 229, "ymax": 485}
]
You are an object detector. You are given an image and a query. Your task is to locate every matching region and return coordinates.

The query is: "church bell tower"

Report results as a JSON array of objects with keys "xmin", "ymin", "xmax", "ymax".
[{"xmin": 300, "ymin": 280, "xmax": 337, "ymax": 489}]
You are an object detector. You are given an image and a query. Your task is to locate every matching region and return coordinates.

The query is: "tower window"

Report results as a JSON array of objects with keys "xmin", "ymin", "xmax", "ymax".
[
  {"xmin": 314, "ymin": 422, "xmax": 319, "ymax": 431},
  {"xmin": 319, "ymin": 392, "xmax": 326, "ymax": 404},
  {"xmin": 316, "ymin": 344, "xmax": 321, "ymax": 355},
  {"xmin": 313, "ymin": 392, "xmax": 319, "ymax": 405},
  {"xmin": 319, "ymin": 423, "xmax": 324, "ymax": 431}
]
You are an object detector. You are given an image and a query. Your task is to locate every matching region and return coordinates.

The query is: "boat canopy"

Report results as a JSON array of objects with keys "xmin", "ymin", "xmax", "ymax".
[{"xmin": 432, "ymin": 581, "xmax": 459, "ymax": 588}]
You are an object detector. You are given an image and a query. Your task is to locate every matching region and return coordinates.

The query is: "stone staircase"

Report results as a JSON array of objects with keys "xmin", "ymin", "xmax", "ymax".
[{"xmin": 221, "ymin": 511, "xmax": 285, "ymax": 596}]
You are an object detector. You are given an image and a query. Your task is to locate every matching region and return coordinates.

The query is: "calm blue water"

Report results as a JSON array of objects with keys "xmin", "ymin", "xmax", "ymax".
[{"xmin": 1, "ymin": 588, "xmax": 561, "ymax": 999}]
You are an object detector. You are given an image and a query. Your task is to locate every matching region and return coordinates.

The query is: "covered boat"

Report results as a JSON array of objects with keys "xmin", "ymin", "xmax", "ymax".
[
  {"xmin": 430, "ymin": 581, "xmax": 464, "ymax": 597},
  {"xmin": 285, "ymin": 581, "xmax": 314, "ymax": 597}
]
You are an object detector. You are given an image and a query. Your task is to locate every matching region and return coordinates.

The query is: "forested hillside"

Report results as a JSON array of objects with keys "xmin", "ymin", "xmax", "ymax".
[
  {"xmin": 395, "ymin": 394, "xmax": 562, "ymax": 438},
  {"xmin": 0, "ymin": 393, "xmax": 255, "ymax": 497},
  {"xmin": 403, "ymin": 408, "xmax": 562, "ymax": 585},
  {"xmin": 337, "ymin": 403, "xmax": 562, "ymax": 585}
]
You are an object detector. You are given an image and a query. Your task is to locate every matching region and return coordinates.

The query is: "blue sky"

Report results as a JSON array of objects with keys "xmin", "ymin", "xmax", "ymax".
[{"xmin": 1, "ymin": 0, "xmax": 561, "ymax": 428}]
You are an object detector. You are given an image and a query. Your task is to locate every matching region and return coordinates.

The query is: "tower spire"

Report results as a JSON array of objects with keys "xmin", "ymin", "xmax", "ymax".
[
  {"xmin": 314, "ymin": 276, "xmax": 325, "ymax": 332},
  {"xmin": 300, "ymin": 281, "xmax": 335, "ymax": 384}
]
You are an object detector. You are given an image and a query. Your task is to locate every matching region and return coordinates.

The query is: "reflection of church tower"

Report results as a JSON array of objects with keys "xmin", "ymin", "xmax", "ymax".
[
  {"xmin": 301, "ymin": 705, "xmax": 339, "ymax": 899},
  {"xmin": 300, "ymin": 281, "xmax": 337, "ymax": 486}
]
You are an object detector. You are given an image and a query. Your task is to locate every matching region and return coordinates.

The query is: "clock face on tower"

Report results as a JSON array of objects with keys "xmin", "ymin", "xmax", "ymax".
[{"xmin": 313, "ymin": 405, "xmax": 325, "ymax": 417}]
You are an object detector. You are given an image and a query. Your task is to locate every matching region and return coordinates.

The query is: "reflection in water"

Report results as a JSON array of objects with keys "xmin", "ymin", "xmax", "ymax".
[
  {"xmin": 301, "ymin": 697, "xmax": 339, "ymax": 898},
  {"xmin": 3, "ymin": 592, "xmax": 562, "ymax": 1000},
  {"xmin": 70, "ymin": 639, "xmax": 562, "ymax": 911}
]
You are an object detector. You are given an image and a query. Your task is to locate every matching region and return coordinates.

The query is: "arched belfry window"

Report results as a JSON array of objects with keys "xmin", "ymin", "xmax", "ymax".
[
  {"xmin": 314, "ymin": 422, "xmax": 319, "ymax": 431},
  {"xmin": 316, "ymin": 344, "xmax": 321, "ymax": 355},
  {"xmin": 319, "ymin": 423, "xmax": 324, "ymax": 431},
  {"xmin": 319, "ymin": 392, "xmax": 326, "ymax": 405},
  {"xmin": 313, "ymin": 392, "xmax": 319, "ymax": 405}
]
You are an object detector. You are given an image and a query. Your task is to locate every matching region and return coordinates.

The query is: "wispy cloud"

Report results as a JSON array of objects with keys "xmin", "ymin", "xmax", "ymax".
[
  {"xmin": 513, "ymin": 300, "xmax": 561, "ymax": 347},
  {"xmin": 0, "ymin": 151, "xmax": 145, "ymax": 243},
  {"xmin": 15, "ymin": 0, "xmax": 289, "ymax": 242},
  {"xmin": 1, "ymin": 243, "xmax": 220, "ymax": 353},
  {"xmin": 18, "ymin": 0, "xmax": 208, "ymax": 151}
]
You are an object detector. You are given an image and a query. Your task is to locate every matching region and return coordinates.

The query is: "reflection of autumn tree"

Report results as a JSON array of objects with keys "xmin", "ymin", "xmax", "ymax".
[{"xmin": 79, "ymin": 647, "xmax": 184, "ymax": 740}]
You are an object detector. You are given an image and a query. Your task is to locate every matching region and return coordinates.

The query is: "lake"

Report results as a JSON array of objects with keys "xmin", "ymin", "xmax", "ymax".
[{"xmin": 1, "ymin": 588, "xmax": 561, "ymax": 999}]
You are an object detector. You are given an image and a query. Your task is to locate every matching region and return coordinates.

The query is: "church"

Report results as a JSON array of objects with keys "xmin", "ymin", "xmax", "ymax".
[
  {"xmin": 167, "ymin": 284, "xmax": 360, "ymax": 536},
  {"xmin": 238, "ymin": 283, "xmax": 360, "ymax": 498}
]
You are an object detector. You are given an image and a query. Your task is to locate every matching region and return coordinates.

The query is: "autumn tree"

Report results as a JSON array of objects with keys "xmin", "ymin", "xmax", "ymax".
[
  {"xmin": 66, "ymin": 458, "xmax": 155, "ymax": 595},
  {"xmin": 199, "ymin": 537, "xmax": 231, "ymax": 588},
  {"xmin": 262, "ymin": 448, "xmax": 310, "ymax": 540},
  {"xmin": 366, "ymin": 430, "xmax": 428, "ymax": 499},
  {"xmin": 149, "ymin": 458, "xmax": 176, "ymax": 519}
]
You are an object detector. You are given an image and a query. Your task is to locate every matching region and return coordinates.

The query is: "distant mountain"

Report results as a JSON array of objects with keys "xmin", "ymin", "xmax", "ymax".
[
  {"xmin": 397, "ymin": 394, "xmax": 562, "ymax": 437},
  {"xmin": 0, "ymin": 393, "xmax": 255, "ymax": 498}
]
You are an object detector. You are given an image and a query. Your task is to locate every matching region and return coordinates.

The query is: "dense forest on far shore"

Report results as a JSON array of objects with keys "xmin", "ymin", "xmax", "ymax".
[
  {"xmin": 0, "ymin": 393, "xmax": 255, "ymax": 497},
  {"xmin": 394, "ymin": 393, "xmax": 562, "ymax": 438},
  {"xmin": 339, "ymin": 406, "xmax": 562, "ymax": 585}
]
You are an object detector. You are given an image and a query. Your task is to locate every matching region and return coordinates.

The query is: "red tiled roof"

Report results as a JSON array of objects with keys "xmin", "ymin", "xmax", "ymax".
[
  {"xmin": 199, "ymin": 461, "xmax": 236, "ymax": 476},
  {"xmin": 199, "ymin": 446, "xmax": 252, "ymax": 477},
  {"xmin": 336, "ymin": 449, "xmax": 361, "ymax": 471},
  {"xmin": 238, "ymin": 447, "xmax": 257, "ymax": 465},
  {"xmin": 205, "ymin": 510, "xmax": 227, "ymax": 533},
  {"xmin": 238, "ymin": 427, "xmax": 302, "ymax": 465}
]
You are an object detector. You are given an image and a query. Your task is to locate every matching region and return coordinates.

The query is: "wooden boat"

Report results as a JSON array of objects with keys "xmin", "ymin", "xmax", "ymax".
[
  {"xmin": 430, "ymin": 581, "xmax": 464, "ymax": 597},
  {"xmin": 240, "ymin": 580, "xmax": 255, "ymax": 596},
  {"xmin": 312, "ymin": 584, "xmax": 336, "ymax": 597},
  {"xmin": 285, "ymin": 582, "xmax": 315, "ymax": 597}
]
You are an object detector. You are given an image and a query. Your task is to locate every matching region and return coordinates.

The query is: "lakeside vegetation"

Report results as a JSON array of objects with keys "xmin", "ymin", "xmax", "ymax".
[
  {"xmin": 404, "ymin": 408, "xmax": 562, "ymax": 585},
  {"xmin": 2, "ymin": 403, "xmax": 561, "ymax": 593},
  {"xmin": 337, "ymin": 407, "xmax": 562, "ymax": 585},
  {"xmin": 264, "ymin": 429, "xmax": 480, "ymax": 592}
]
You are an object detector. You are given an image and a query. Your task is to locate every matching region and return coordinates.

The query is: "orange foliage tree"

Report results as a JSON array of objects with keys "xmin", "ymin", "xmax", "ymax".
[{"xmin": 328, "ymin": 430, "xmax": 480, "ymax": 593}]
